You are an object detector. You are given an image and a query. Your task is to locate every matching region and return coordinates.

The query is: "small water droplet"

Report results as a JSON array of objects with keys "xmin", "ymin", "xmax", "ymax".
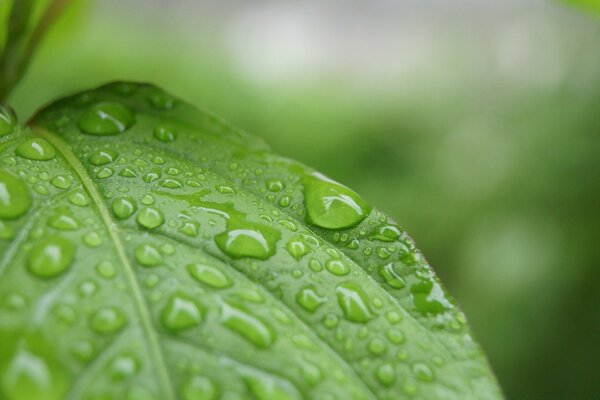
[
  {"xmin": 96, "ymin": 260, "xmax": 116, "ymax": 278},
  {"xmin": 0, "ymin": 105, "xmax": 15, "ymax": 137},
  {"xmin": 160, "ymin": 294, "xmax": 204, "ymax": 332},
  {"xmin": 221, "ymin": 302, "xmax": 274, "ymax": 348},
  {"xmin": 215, "ymin": 226, "xmax": 279, "ymax": 260},
  {"xmin": 112, "ymin": 196, "xmax": 137, "ymax": 219},
  {"xmin": 285, "ymin": 236, "xmax": 310, "ymax": 261},
  {"xmin": 325, "ymin": 259, "xmax": 350, "ymax": 276},
  {"xmin": 412, "ymin": 362, "xmax": 434, "ymax": 382},
  {"xmin": 68, "ymin": 191, "xmax": 88, "ymax": 207},
  {"xmin": 153, "ymin": 125, "xmax": 177, "ymax": 142},
  {"xmin": 78, "ymin": 102, "xmax": 135, "ymax": 135},
  {"xmin": 296, "ymin": 286, "xmax": 326, "ymax": 313},
  {"xmin": 379, "ymin": 262, "xmax": 406, "ymax": 289},
  {"xmin": 244, "ymin": 372, "xmax": 301, "ymax": 400},
  {"xmin": 83, "ymin": 231, "xmax": 102, "ymax": 247},
  {"xmin": 27, "ymin": 237, "xmax": 75, "ymax": 278},
  {"xmin": 187, "ymin": 263, "xmax": 232, "ymax": 289},
  {"xmin": 135, "ymin": 243, "xmax": 162, "ymax": 267},
  {"xmin": 136, "ymin": 207, "xmax": 164, "ymax": 229},
  {"xmin": 368, "ymin": 337, "xmax": 387, "ymax": 355},
  {"xmin": 181, "ymin": 375, "xmax": 217, "ymax": 400},
  {"xmin": 48, "ymin": 213, "xmax": 79, "ymax": 230},
  {"xmin": 50, "ymin": 175, "xmax": 72, "ymax": 189},
  {"xmin": 266, "ymin": 178, "xmax": 285, "ymax": 192},
  {"xmin": 88, "ymin": 149, "xmax": 118, "ymax": 166},
  {"xmin": 0, "ymin": 169, "xmax": 32, "ymax": 219},
  {"xmin": 89, "ymin": 307, "xmax": 126, "ymax": 334},
  {"xmin": 336, "ymin": 282, "xmax": 373, "ymax": 323},
  {"xmin": 178, "ymin": 220, "xmax": 200, "ymax": 237},
  {"xmin": 376, "ymin": 363, "xmax": 395, "ymax": 387},
  {"xmin": 15, "ymin": 138, "xmax": 56, "ymax": 161}
]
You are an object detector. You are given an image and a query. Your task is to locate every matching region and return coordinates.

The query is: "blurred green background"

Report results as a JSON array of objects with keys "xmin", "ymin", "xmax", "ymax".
[{"xmin": 7, "ymin": 0, "xmax": 600, "ymax": 398}]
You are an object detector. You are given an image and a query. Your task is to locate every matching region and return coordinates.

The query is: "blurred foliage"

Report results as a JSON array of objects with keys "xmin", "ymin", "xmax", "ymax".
[
  {"xmin": 561, "ymin": 0, "xmax": 600, "ymax": 16},
  {"xmin": 6, "ymin": 1, "xmax": 600, "ymax": 398}
]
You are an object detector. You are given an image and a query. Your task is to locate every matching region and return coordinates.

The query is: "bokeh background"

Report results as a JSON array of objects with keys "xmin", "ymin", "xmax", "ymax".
[{"xmin": 7, "ymin": 0, "xmax": 600, "ymax": 398}]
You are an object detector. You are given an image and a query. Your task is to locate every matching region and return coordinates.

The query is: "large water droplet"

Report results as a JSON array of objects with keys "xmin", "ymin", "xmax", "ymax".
[
  {"xmin": 0, "ymin": 169, "xmax": 31, "ymax": 219},
  {"xmin": 215, "ymin": 226, "xmax": 279, "ymax": 260},
  {"xmin": 181, "ymin": 375, "xmax": 217, "ymax": 400},
  {"xmin": 303, "ymin": 172, "xmax": 371, "ymax": 229},
  {"xmin": 221, "ymin": 302, "xmax": 274, "ymax": 348},
  {"xmin": 48, "ymin": 213, "xmax": 79, "ymax": 231},
  {"xmin": 90, "ymin": 307, "xmax": 126, "ymax": 334},
  {"xmin": 136, "ymin": 207, "xmax": 164, "ymax": 229},
  {"xmin": 15, "ymin": 138, "xmax": 56, "ymax": 161},
  {"xmin": 78, "ymin": 102, "xmax": 135, "ymax": 135},
  {"xmin": 135, "ymin": 244, "xmax": 162, "ymax": 267},
  {"xmin": 411, "ymin": 279, "xmax": 452, "ymax": 315},
  {"xmin": 336, "ymin": 282, "xmax": 373, "ymax": 323},
  {"xmin": 160, "ymin": 294, "xmax": 204, "ymax": 332},
  {"xmin": 187, "ymin": 263, "xmax": 232, "ymax": 289},
  {"xmin": 27, "ymin": 237, "xmax": 75, "ymax": 278}
]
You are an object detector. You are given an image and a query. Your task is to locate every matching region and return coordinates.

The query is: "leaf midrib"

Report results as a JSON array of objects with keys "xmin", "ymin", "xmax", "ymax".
[{"xmin": 34, "ymin": 127, "xmax": 177, "ymax": 400}]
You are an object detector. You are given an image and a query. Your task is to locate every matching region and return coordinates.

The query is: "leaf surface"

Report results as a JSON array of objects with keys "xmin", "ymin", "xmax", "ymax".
[{"xmin": 0, "ymin": 82, "xmax": 502, "ymax": 399}]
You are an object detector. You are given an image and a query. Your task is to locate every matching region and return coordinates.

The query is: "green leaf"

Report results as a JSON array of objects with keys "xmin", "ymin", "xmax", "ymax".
[
  {"xmin": 560, "ymin": 0, "xmax": 600, "ymax": 15},
  {"xmin": 0, "ymin": 82, "xmax": 502, "ymax": 399}
]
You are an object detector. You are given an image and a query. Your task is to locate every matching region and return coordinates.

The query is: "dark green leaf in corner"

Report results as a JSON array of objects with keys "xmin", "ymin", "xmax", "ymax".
[{"xmin": 0, "ymin": 82, "xmax": 503, "ymax": 399}]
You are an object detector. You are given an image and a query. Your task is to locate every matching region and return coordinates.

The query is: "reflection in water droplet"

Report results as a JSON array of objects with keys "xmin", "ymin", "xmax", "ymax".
[
  {"xmin": 303, "ymin": 172, "xmax": 371, "ymax": 229},
  {"xmin": 187, "ymin": 263, "xmax": 232, "ymax": 289},
  {"xmin": 27, "ymin": 236, "xmax": 75, "ymax": 278},
  {"xmin": 160, "ymin": 294, "xmax": 204, "ymax": 332},
  {"xmin": 0, "ymin": 169, "xmax": 31, "ymax": 219},
  {"xmin": 221, "ymin": 302, "xmax": 274, "ymax": 348},
  {"xmin": 16, "ymin": 138, "xmax": 56, "ymax": 161},
  {"xmin": 78, "ymin": 102, "xmax": 135, "ymax": 135},
  {"xmin": 336, "ymin": 282, "xmax": 373, "ymax": 323}
]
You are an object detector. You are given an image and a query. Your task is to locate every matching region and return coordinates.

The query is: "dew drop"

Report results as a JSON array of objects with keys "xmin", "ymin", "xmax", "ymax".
[
  {"xmin": 178, "ymin": 220, "xmax": 200, "ymax": 237},
  {"xmin": 88, "ymin": 149, "xmax": 118, "ymax": 166},
  {"xmin": 27, "ymin": 236, "xmax": 75, "ymax": 278},
  {"xmin": 112, "ymin": 196, "xmax": 137, "ymax": 219},
  {"xmin": 244, "ymin": 372, "xmax": 301, "ymax": 400},
  {"xmin": 376, "ymin": 363, "xmax": 395, "ymax": 387},
  {"xmin": 136, "ymin": 207, "xmax": 164, "ymax": 229},
  {"xmin": 412, "ymin": 362, "xmax": 434, "ymax": 382},
  {"xmin": 266, "ymin": 178, "xmax": 285, "ymax": 192},
  {"xmin": 68, "ymin": 191, "xmax": 88, "ymax": 207},
  {"xmin": 48, "ymin": 213, "xmax": 79, "ymax": 230},
  {"xmin": 296, "ymin": 286, "xmax": 326, "ymax": 313},
  {"xmin": 379, "ymin": 262, "xmax": 406, "ymax": 289},
  {"xmin": 368, "ymin": 337, "xmax": 387, "ymax": 355},
  {"xmin": 50, "ymin": 175, "xmax": 72, "ymax": 189},
  {"xmin": 0, "ymin": 169, "xmax": 31, "ymax": 219},
  {"xmin": 215, "ymin": 226, "xmax": 279, "ymax": 260},
  {"xmin": 336, "ymin": 282, "xmax": 373, "ymax": 323},
  {"xmin": 285, "ymin": 236, "xmax": 310, "ymax": 261},
  {"xmin": 325, "ymin": 259, "xmax": 350, "ymax": 276},
  {"xmin": 135, "ymin": 243, "xmax": 162, "ymax": 267},
  {"xmin": 221, "ymin": 302, "xmax": 274, "ymax": 348},
  {"xmin": 78, "ymin": 102, "xmax": 135, "ymax": 135},
  {"xmin": 153, "ymin": 125, "xmax": 177, "ymax": 142},
  {"xmin": 96, "ymin": 260, "xmax": 116, "ymax": 279},
  {"xmin": 181, "ymin": 375, "xmax": 217, "ymax": 400},
  {"xmin": 303, "ymin": 172, "xmax": 371, "ymax": 229},
  {"xmin": 15, "ymin": 138, "xmax": 55, "ymax": 161},
  {"xmin": 89, "ymin": 307, "xmax": 126, "ymax": 334},
  {"xmin": 0, "ymin": 105, "xmax": 15, "ymax": 137},
  {"xmin": 187, "ymin": 263, "xmax": 232, "ymax": 289},
  {"xmin": 160, "ymin": 294, "xmax": 204, "ymax": 332}
]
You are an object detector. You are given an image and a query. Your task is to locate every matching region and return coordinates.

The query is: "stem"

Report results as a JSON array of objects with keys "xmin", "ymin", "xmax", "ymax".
[{"xmin": 0, "ymin": 0, "xmax": 72, "ymax": 102}]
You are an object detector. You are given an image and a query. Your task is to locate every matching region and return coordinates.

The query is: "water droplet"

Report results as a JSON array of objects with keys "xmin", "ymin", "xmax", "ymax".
[
  {"xmin": 379, "ymin": 262, "xmax": 406, "ymax": 289},
  {"xmin": 215, "ymin": 226, "xmax": 279, "ymax": 260},
  {"xmin": 376, "ymin": 363, "xmax": 395, "ymax": 387},
  {"xmin": 110, "ymin": 355, "xmax": 139, "ymax": 379},
  {"xmin": 112, "ymin": 196, "xmax": 137, "ymax": 219},
  {"xmin": 119, "ymin": 166, "xmax": 137, "ymax": 178},
  {"xmin": 68, "ymin": 191, "xmax": 88, "ymax": 207},
  {"xmin": 187, "ymin": 263, "xmax": 232, "ymax": 289},
  {"xmin": 386, "ymin": 328, "xmax": 405, "ymax": 344},
  {"xmin": 153, "ymin": 125, "xmax": 177, "ymax": 142},
  {"xmin": 266, "ymin": 178, "xmax": 285, "ymax": 192},
  {"xmin": 336, "ymin": 282, "xmax": 373, "ymax": 323},
  {"xmin": 96, "ymin": 260, "xmax": 116, "ymax": 278},
  {"xmin": 303, "ymin": 172, "xmax": 371, "ymax": 229},
  {"xmin": 285, "ymin": 236, "xmax": 310, "ymax": 261},
  {"xmin": 296, "ymin": 286, "xmax": 326, "ymax": 313},
  {"xmin": 411, "ymin": 279, "xmax": 451, "ymax": 315},
  {"xmin": 368, "ymin": 337, "xmax": 387, "ymax": 355},
  {"xmin": 88, "ymin": 149, "xmax": 118, "ymax": 166},
  {"xmin": 147, "ymin": 91, "xmax": 177, "ymax": 110},
  {"xmin": 70, "ymin": 340, "xmax": 95, "ymax": 362},
  {"xmin": 84, "ymin": 231, "xmax": 102, "ymax": 247},
  {"xmin": 244, "ymin": 372, "xmax": 301, "ymax": 400},
  {"xmin": 50, "ymin": 175, "xmax": 72, "ymax": 189},
  {"xmin": 160, "ymin": 294, "xmax": 204, "ymax": 332},
  {"xmin": 0, "ymin": 105, "xmax": 15, "ymax": 137},
  {"xmin": 371, "ymin": 225, "xmax": 401, "ymax": 242},
  {"xmin": 48, "ymin": 213, "xmax": 79, "ymax": 230},
  {"xmin": 412, "ymin": 362, "xmax": 434, "ymax": 382},
  {"xmin": 89, "ymin": 307, "xmax": 126, "ymax": 334},
  {"xmin": 221, "ymin": 302, "xmax": 274, "ymax": 348},
  {"xmin": 78, "ymin": 102, "xmax": 135, "ymax": 135},
  {"xmin": 135, "ymin": 243, "xmax": 162, "ymax": 267},
  {"xmin": 15, "ymin": 138, "xmax": 55, "ymax": 161},
  {"xmin": 27, "ymin": 237, "xmax": 75, "ymax": 278},
  {"xmin": 0, "ymin": 169, "xmax": 31, "ymax": 219},
  {"xmin": 96, "ymin": 167, "xmax": 114, "ymax": 179},
  {"xmin": 161, "ymin": 178, "xmax": 183, "ymax": 189},
  {"xmin": 181, "ymin": 375, "xmax": 216, "ymax": 400},
  {"xmin": 136, "ymin": 207, "xmax": 164, "ymax": 229},
  {"xmin": 325, "ymin": 259, "xmax": 350, "ymax": 276},
  {"xmin": 178, "ymin": 220, "xmax": 200, "ymax": 237}
]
